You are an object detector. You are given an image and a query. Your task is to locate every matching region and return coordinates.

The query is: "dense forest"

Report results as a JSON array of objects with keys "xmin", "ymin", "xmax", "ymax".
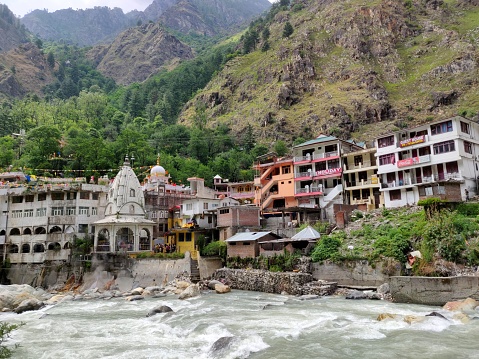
[{"xmin": 0, "ymin": 2, "xmax": 297, "ymax": 186}]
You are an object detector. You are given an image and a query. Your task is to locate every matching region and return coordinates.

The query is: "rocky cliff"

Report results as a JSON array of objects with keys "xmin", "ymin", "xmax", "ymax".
[
  {"xmin": 21, "ymin": 7, "xmax": 137, "ymax": 47},
  {"xmin": 178, "ymin": 0, "xmax": 479, "ymax": 143},
  {"xmin": 87, "ymin": 22, "xmax": 194, "ymax": 85},
  {"xmin": 0, "ymin": 5, "xmax": 30, "ymax": 53},
  {"xmin": 0, "ymin": 43, "xmax": 56, "ymax": 99}
]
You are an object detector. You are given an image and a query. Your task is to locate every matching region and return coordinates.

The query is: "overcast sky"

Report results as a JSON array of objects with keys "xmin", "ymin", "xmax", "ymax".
[{"xmin": 3, "ymin": 0, "xmax": 276, "ymax": 17}]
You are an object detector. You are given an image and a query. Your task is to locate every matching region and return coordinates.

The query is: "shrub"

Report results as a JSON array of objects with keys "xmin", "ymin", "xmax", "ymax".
[
  {"xmin": 456, "ymin": 203, "xmax": 479, "ymax": 216},
  {"xmin": 0, "ymin": 322, "xmax": 24, "ymax": 358},
  {"xmin": 201, "ymin": 240, "xmax": 227, "ymax": 258},
  {"xmin": 311, "ymin": 232, "xmax": 344, "ymax": 262}
]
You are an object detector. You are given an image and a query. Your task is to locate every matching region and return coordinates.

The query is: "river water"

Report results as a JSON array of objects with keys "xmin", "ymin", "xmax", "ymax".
[{"xmin": 3, "ymin": 290, "xmax": 478, "ymax": 359}]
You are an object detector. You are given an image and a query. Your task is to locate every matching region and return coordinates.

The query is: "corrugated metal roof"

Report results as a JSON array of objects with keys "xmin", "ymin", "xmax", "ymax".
[
  {"xmin": 291, "ymin": 225, "xmax": 321, "ymax": 241},
  {"xmin": 226, "ymin": 231, "xmax": 278, "ymax": 242},
  {"xmin": 294, "ymin": 135, "xmax": 337, "ymax": 148}
]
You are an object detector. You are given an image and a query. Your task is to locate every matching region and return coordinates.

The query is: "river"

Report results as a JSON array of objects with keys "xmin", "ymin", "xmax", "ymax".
[{"xmin": 2, "ymin": 290, "xmax": 478, "ymax": 359}]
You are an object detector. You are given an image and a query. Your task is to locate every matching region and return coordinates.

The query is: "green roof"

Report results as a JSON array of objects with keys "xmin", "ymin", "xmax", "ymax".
[{"xmin": 294, "ymin": 135, "xmax": 338, "ymax": 148}]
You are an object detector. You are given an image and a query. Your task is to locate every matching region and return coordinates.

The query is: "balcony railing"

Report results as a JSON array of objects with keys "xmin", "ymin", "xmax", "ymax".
[
  {"xmin": 313, "ymin": 151, "xmax": 339, "ymax": 160},
  {"xmin": 381, "ymin": 171, "xmax": 463, "ymax": 189},
  {"xmin": 295, "ymin": 171, "xmax": 313, "ymax": 178},
  {"xmin": 344, "ymin": 161, "xmax": 373, "ymax": 170}
]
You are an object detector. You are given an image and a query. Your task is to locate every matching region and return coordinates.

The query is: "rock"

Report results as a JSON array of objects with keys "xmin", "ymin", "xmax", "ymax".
[
  {"xmin": 214, "ymin": 284, "xmax": 231, "ymax": 294},
  {"xmin": 15, "ymin": 299, "xmax": 44, "ymax": 314},
  {"xmin": 298, "ymin": 294, "xmax": 319, "ymax": 301},
  {"xmin": 152, "ymin": 293, "xmax": 167, "ymax": 299},
  {"xmin": 377, "ymin": 283, "xmax": 390, "ymax": 295},
  {"xmin": 145, "ymin": 286, "xmax": 162, "ymax": 293},
  {"xmin": 443, "ymin": 298, "xmax": 479, "ymax": 312},
  {"xmin": 366, "ymin": 292, "xmax": 381, "ymax": 300},
  {"xmin": 131, "ymin": 287, "xmax": 144, "ymax": 295},
  {"xmin": 404, "ymin": 315, "xmax": 425, "ymax": 324},
  {"xmin": 125, "ymin": 295, "xmax": 144, "ymax": 302},
  {"xmin": 377, "ymin": 313, "xmax": 397, "ymax": 321},
  {"xmin": 176, "ymin": 281, "xmax": 190, "ymax": 290},
  {"xmin": 345, "ymin": 290, "xmax": 367, "ymax": 300},
  {"xmin": 45, "ymin": 294, "xmax": 66, "ymax": 305},
  {"xmin": 453, "ymin": 312, "xmax": 471, "ymax": 324},
  {"xmin": 426, "ymin": 311, "xmax": 448, "ymax": 320},
  {"xmin": 210, "ymin": 336, "xmax": 236, "ymax": 356},
  {"xmin": 178, "ymin": 284, "xmax": 200, "ymax": 300},
  {"xmin": 147, "ymin": 305, "xmax": 173, "ymax": 317},
  {"xmin": 208, "ymin": 280, "xmax": 222, "ymax": 290}
]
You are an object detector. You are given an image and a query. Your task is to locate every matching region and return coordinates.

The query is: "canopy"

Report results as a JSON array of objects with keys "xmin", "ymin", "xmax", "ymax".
[{"xmin": 291, "ymin": 225, "xmax": 320, "ymax": 241}]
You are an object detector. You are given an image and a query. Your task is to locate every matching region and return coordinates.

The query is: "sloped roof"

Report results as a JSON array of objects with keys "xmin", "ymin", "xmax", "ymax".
[
  {"xmin": 291, "ymin": 225, "xmax": 321, "ymax": 241},
  {"xmin": 295, "ymin": 135, "xmax": 337, "ymax": 148},
  {"xmin": 226, "ymin": 231, "xmax": 281, "ymax": 242}
]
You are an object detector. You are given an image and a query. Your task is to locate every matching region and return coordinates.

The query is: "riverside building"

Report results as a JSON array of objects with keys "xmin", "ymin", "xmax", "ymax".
[{"xmin": 375, "ymin": 116, "xmax": 479, "ymax": 208}]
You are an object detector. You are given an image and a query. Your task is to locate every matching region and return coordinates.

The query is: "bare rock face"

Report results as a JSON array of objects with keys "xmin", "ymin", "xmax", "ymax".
[
  {"xmin": 87, "ymin": 23, "xmax": 194, "ymax": 85},
  {"xmin": 443, "ymin": 298, "xmax": 479, "ymax": 312}
]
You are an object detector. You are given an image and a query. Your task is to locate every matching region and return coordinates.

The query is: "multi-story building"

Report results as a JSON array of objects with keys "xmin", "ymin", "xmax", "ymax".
[
  {"xmin": 254, "ymin": 153, "xmax": 296, "ymax": 214},
  {"xmin": 213, "ymin": 175, "xmax": 255, "ymax": 205},
  {"xmin": 342, "ymin": 146, "xmax": 381, "ymax": 210},
  {"xmin": 0, "ymin": 173, "xmax": 108, "ymax": 264},
  {"xmin": 376, "ymin": 116, "xmax": 479, "ymax": 208},
  {"xmin": 292, "ymin": 135, "xmax": 364, "ymax": 220}
]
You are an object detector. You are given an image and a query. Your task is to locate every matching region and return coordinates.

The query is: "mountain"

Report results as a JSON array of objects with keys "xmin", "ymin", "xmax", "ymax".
[
  {"xmin": 87, "ymin": 22, "xmax": 194, "ymax": 85},
  {"xmin": 177, "ymin": 0, "xmax": 479, "ymax": 143},
  {"xmin": 0, "ymin": 43, "xmax": 56, "ymax": 99},
  {"xmin": 159, "ymin": 0, "xmax": 272, "ymax": 36},
  {"xmin": 0, "ymin": 5, "xmax": 30, "ymax": 53},
  {"xmin": 21, "ymin": 7, "xmax": 137, "ymax": 47},
  {"xmin": 20, "ymin": 0, "xmax": 271, "ymax": 47}
]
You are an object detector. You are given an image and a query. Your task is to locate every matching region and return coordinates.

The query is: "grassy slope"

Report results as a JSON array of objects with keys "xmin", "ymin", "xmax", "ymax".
[{"xmin": 178, "ymin": 0, "xmax": 479, "ymax": 145}]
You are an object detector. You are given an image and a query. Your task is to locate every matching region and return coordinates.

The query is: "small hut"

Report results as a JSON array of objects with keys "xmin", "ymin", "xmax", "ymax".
[{"xmin": 259, "ymin": 225, "xmax": 319, "ymax": 256}]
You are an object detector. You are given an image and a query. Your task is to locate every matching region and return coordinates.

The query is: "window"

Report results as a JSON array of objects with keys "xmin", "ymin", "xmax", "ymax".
[
  {"xmin": 51, "ymin": 192, "xmax": 64, "ymax": 200},
  {"xmin": 78, "ymin": 224, "xmax": 88, "ymax": 233},
  {"xmin": 378, "ymin": 135, "xmax": 394, "ymax": 148},
  {"xmin": 66, "ymin": 207, "xmax": 76, "ymax": 215},
  {"xmin": 80, "ymin": 192, "xmax": 89, "ymax": 200},
  {"xmin": 12, "ymin": 196, "xmax": 23, "ymax": 204},
  {"xmin": 36, "ymin": 208, "xmax": 46, "ymax": 217},
  {"xmin": 220, "ymin": 209, "xmax": 230, "ymax": 214},
  {"xmin": 186, "ymin": 203, "xmax": 193, "ymax": 211},
  {"xmin": 282, "ymin": 166, "xmax": 291, "ymax": 174},
  {"xmin": 186, "ymin": 233, "xmax": 192, "ymax": 242},
  {"xmin": 92, "ymin": 193, "xmax": 99, "ymax": 200},
  {"xmin": 431, "ymin": 120, "xmax": 453, "ymax": 135},
  {"xmin": 151, "ymin": 211, "xmax": 157, "ymax": 219},
  {"xmin": 24, "ymin": 209, "xmax": 33, "ymax": 218},
  {"xmin": 354, "ymin": 155, "xmax": 363, "ymax": 166},
  {"xmin": 12, "ymin": 210, "xmax": 22, "ymax": 218},
  {"xmin": 433, "ymin": 140, "xmax": 455, "ymax": 154},
  {"xmin": 464, "ymin": 141, "xmax": 472, "ymax": 154},
  {"xmin": 51, "ymin": 207, "xmax": 64, "ymax": 216},
  {"xmin": 91, "ymin": 207, "xmax": 97, "ymax": 216},
  {"xmin": 437, "ymin": 185, "xmax": 446, "ymax": 195},
  {"xmin": 203, "ymin": 203, "xmax": 209, "ymax": 210},
  {"xmin": 79, "ymin": 207, "xmax": 89, "ymax": 215},
  {"xmin": 25, "ymin": 195, "xmax": 34, "ymax": 203},
  {"xmin": 328, "ymin": 159, "xmax": 340, "ymax": 169},
  {"xmin": 130, "ymin": 189, "xmax": 135, "ymax": 197},
  {"xmin": 389, "ymin": 190, "xmax": 401, "ymax": 201},
  {"xmin": 460, "ymin": 121, "xmax": 470, "ymax": 134},
  {"xmin": 66, "ymin": 192, "xmax": 76, "ymax": 200},
  {"xmin": 379, "ymin": 154, "xmax": 395, "ymax": 166},
  {"xmin": 243, "ymin": 242, "xmax": 251, "ymax": 246},
  {"xmin": 38, "ymin": 193, "xmax": 46, "ymax": 201}
]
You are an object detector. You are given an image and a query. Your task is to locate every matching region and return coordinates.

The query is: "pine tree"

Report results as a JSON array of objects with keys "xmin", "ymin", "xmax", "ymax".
[{"xmin": 283, "ymin": 22, "xmax": 294, "ymax": 38}]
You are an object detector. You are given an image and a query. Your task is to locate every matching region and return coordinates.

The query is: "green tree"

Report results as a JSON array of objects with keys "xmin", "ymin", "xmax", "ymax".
[
  {"xmin": 0, "ymin": 136, "xmax": 15, "ymax": 167},
  {"xmin": 47, "ymin": 52, "xmax": 55, "ymax": 68},
  {"xmin": 24, "ymin": 125, "xmax": 62, "ymax": 169},
  {"xmin": 261, "ymin": 41, "xmax": 270, "ymax": 52},
  {"xmin": 283, "ymin": 22, "xmax": 294, "ymax": 38},
  {"xmin": 274, "ymin": 140, "xmax": 288, "ymax": 156}
]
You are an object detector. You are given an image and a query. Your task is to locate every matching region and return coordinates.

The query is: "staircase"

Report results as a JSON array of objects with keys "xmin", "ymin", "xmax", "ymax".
[{"xmin": 190, "ymin": 259, "xmax": 200, "ymax": 283}]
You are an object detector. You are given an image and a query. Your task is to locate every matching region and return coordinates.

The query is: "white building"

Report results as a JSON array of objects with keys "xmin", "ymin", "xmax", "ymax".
[
  {"xmin": 376, "ymin": 116, "xmax": 479, "ymax": 208},
  {"xmin": 0, "ymin": 173, "xmax": 108, "ymax": 264}
]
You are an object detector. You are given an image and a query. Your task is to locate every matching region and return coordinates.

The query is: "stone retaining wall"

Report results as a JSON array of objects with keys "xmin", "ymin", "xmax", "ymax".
[
  {"xmin": 312, "ymin": 260, "xmax": 400, "ymax": 286},
  {"xmin": 213, "ymin": 268, "xmax": 314, "ymax": 295},
  {"xmin": 390, "ymin": 276, "xmax": 479, "ymax": 305}
]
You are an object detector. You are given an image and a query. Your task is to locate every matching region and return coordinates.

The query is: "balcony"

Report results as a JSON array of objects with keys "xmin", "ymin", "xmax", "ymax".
[
  {"xmin": 294, "ymin": 171, "xmax": 313, "ymax": 180},
  {"xmin": 345, "ymin": 179, "xmax": 380, "ymax": 190},
  {"xmin": 313, "ymin": 151, "xmax": 340, "ymax": 160},
  {"xmin": 344, "ymin": 161, "xmax": 374, "ymax": 171},
  {"xmin": 397, "ymin": 154, "xmax": 431, "ymax": 168},
  {"xmin": 295, "ymin": 186, "xmax": 323, "ymax": 197},
  {"xmin": 380, "ymin": 171, "xmax": 463, "ymax": 190}
]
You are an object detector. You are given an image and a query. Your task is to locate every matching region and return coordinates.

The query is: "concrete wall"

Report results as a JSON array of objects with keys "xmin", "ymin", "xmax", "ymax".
[
  {"xmin": 312, "ymin": 260, "xmax": 400, "ymax": 286},
  {"xmin": 390, "ymin": 276, "xmax": 479, "ymax": 306},
  {"xmin": 198, "ymin": 255, "xmax": 223, "ymax": 280}
]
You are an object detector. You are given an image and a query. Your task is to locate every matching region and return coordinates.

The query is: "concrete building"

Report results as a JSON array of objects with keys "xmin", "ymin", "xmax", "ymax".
[
  {"xmin": 375, "ymin": 116, "xmax": 479, "ymax": 208},
  {"xmin": 292, "ymin": 135, "xmax": 364, "ymax": 220},
  {"xmin": 213, "ymin": 175, "xmax": 255, "ymax": 204},
  {"xmin": 226, "ymin": 231, "xmax": 282, "ymax": 258},
  {"xmin": 342, "ymin": 146, "xmax": 381, "ymax": 210},
  {"xmin": 0, "ymin": 172, "xmax": 108, "ymax": 264}
]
